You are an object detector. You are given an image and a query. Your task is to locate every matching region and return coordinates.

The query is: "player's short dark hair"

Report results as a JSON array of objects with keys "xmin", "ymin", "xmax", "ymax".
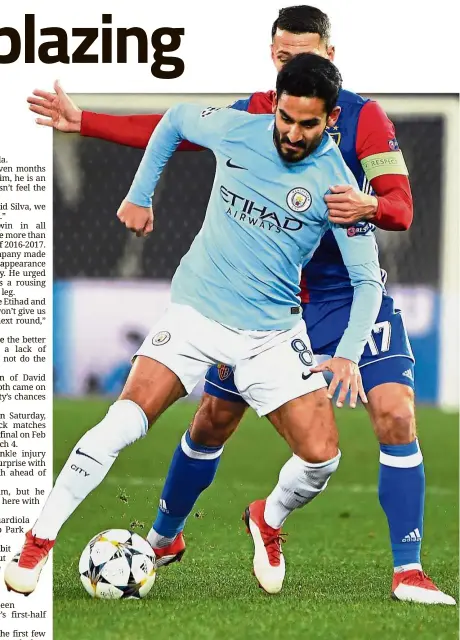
[
  {"xmin": 276, "ymin": 53, "xmax": 342, "ymax": 115},
  {"xmin": 271, "ymin": 5, "xmax": 331, "ymax": 42}
]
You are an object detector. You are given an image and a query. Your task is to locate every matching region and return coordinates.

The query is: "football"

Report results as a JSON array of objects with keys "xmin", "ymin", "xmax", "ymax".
[{"xmin": 79, "ymin": 529, "xmax": 157, "ymax": 599}]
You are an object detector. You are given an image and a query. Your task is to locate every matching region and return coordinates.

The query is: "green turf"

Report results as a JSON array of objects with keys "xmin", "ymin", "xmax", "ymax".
[{"xmin": 52, "ymin": 400, "xmax": 459, "ymax": 639}]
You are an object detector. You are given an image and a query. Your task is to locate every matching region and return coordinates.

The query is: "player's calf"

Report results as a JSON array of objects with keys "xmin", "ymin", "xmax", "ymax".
[
  {"xmin": 265, "ymin": 389, "xmax": 341, "ymax": 528},
  {"xmin": 146, "ymin": 393, "xmax": 244, "ymax": 551},
  {"xmin": 367, "ymin": 383, "xmax": 431, "ymax": 587},
  {"xmin": 264, "ymin": 450, "xmax": 342, "ymax": 530},
  {"xmin": 189, "ymin": 393, "xmax": 246, "ymax": 447}
]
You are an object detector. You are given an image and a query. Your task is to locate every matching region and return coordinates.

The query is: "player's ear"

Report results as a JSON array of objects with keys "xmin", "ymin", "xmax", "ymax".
[
  {"xmin": 327, "ymin": 45, "xmax": 335, "ymax": 61},
  {"xmin": 327, "ymin": 106, "xmax": 341, "ymax": 128},
  {"xmin": 272, "ymin": 92, "xmax": 277, "ymax": 114}
]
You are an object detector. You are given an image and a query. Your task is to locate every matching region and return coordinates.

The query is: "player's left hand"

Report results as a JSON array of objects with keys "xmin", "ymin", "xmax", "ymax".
[
  {"xmin": 310, "ymin": 356, "xmax": 367, "ymax": 408},
  {"xmin": 325, "ymin": 185, "xmax": 378, "ymax": 225},
  {"xmin": 117, "ymin": 200, "xmax": 154, "ymax": 237}
]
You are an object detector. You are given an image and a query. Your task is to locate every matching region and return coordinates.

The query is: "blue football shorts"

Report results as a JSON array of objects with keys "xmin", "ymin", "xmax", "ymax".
[{"xmin": 204, "ymin": 294, "xmax": 415, "ymax": 403}]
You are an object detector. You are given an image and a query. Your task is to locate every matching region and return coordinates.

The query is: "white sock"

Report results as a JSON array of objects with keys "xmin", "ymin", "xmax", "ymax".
[
  {"xmin": 264, "ymin": 451, "xmax": 341, "ymax": 529},
  {"xmin": 147, "ymin": 529, "xmax": 176, "ymax": 549},
  {"xmin": 394, "ymin": 563, "xmax": 423, "ymax": 573},
  {"xmin": 33, "ymin": 400, "xmax": 148, "ymax": 540}
]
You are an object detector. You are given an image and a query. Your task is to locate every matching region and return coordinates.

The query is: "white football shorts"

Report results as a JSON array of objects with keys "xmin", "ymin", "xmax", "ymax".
[{"xmin": 134, "ymin": 303, "xmax": 327, "ymax": 416}]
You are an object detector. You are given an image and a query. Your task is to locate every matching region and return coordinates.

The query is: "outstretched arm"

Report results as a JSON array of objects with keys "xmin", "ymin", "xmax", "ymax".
[
  {"xmin": 118, "ymin": 104, "xmax": 238, "ymax": 235},
  {"xmin": 27, "ymin": 80, "xmax": 201, "ymax": 151}
]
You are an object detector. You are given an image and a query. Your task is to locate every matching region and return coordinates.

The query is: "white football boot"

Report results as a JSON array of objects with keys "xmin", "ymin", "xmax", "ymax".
[
  {"xmin": 392, "ymin": 569, "xmax": 456, "ymax": 605},
  {"xmin": 243, "ymin": 499, "xmax": 286, "ymax": 594},
  {"xmin": 4, "ymin": 530, "xmax": 55, "ymax": 596}
]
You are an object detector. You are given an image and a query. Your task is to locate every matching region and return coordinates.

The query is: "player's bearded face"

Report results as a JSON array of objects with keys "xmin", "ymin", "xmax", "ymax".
[{"xmin": 273, "ymin": 94, "xmax": 329, "ymax": 163}]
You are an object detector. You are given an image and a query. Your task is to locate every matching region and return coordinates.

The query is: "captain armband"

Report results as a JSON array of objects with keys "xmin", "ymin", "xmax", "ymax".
[{"xmin": 360, "ymin": 151, "xmax": 409, "ymax": 180}]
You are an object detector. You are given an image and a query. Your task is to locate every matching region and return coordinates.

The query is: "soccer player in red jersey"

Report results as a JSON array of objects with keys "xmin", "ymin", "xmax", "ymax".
[{"xmin": 23, "ymin": 6, "xmax": 454, "ymax": 605}]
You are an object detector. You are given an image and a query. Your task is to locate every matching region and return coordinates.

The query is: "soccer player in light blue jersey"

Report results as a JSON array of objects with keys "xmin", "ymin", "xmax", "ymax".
[{"xmin": 5, "ymin": 54, "xmax": 383, "ymax": 597}]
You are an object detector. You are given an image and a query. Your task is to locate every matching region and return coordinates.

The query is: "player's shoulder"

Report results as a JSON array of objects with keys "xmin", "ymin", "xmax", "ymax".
[
  {"xmin": 199, "ymin": 104, "xmax": 273, "ymax": 144},
  {"xmin": 338, "ymin": 89, "xmax": 390, "ymax": 119},
  {"xmin": 198, "ymin": 104, "xmax": 254, "ymax": 126},
  {"xmin": 248, "ymin": 90, "xmax": 275, "ymax": 114},
  {"xmin": 230, "ymin": 91, "xmax": 274, "ymax": 115},
  {"xmin": 337, "ymin": 88, "xmax": 371, "ymax": 108}
]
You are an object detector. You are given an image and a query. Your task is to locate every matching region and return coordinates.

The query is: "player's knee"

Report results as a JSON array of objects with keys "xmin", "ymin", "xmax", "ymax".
[
  {"xmin": 295, "ymin": 426, "xmax": 339, "ymax": 463},
  {"xmin": 189, "ymin": 395, "xmax": 245, "ymax": 447},
  {"xmin": 370, "ymin": 385, "xmax": 416, "ymax": 445},
  {"xmin": 298, "ymin": 440, "xmax": 339, "ymax": 464},
  {"xmin": 84, "ymin": 400, "xmax": 148, "ymax": 455}
]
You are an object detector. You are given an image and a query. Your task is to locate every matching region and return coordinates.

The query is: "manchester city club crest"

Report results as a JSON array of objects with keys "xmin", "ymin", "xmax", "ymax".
[
  {"xmin": 152, "ymin": 330, "xmax": 171, "ymax": 346},
  {"xmin": 286, "ymin": 187, "xmax": 312, "ymax": 213},
  {"xmin": 217, "ymin": 363, "xmax": 232, "ymax": 381}
]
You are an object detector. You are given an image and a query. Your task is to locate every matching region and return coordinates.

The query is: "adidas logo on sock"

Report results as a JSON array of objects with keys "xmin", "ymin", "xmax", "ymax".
[
  {"xmin": 402, "ymin": 528, "xmax": 421, "ymax": 543},
  {"xmin": 402, "ymin": 369, "xmax": 414, "ymax": 381},
  {"xmin": 159, "ymin": 499, "xmax": 169, "ymax": 514}
]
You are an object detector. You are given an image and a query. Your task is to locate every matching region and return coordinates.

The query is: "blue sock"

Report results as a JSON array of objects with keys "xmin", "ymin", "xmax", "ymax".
[
  {"xmin": 379, "ymin": 439, "xmax": 425, "ymax": 569},
  {"xmin": 152, "ymin": 430, "xmax": 223, "ymax": 538}
]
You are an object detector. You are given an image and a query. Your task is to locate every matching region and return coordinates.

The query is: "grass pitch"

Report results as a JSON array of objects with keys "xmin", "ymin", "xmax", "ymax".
[{"xmin": 53, "ymin": 400, "xmax": 458, "ymax": 639}]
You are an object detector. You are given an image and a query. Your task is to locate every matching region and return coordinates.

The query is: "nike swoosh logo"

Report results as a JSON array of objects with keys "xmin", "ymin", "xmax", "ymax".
[
  {"xmin": 226, "ymin": 159, "xmax": 247, "ymax": 170},
  {"xmin": 302, "ymin": 372, "xmax": 313, "ymax": 381},
  {"xmin": 75, "ymin": 448, "xmax": 103, "ymax": 465}
]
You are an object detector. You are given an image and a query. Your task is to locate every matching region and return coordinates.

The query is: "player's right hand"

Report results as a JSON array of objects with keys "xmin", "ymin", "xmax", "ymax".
[
  {"xmin": 310, "ymin": 356, "xmax": 367, "ymax": 409},
  {"xmin": 27, "ymin": 80, "xmax": 82, "ymax": 133},
  {"xmin": 117, "ymin": 200, "xmax": 154, "ymax": 237}
]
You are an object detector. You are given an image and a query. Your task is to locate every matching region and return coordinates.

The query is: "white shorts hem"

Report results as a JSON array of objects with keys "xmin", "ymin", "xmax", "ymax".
[
  {"xmin": 133, "ymin": 349, "xmax": 196, "ymax": 395},
  {"xmin": 252, "ymin": 373, "xmax": 327, "ymax": 417}
]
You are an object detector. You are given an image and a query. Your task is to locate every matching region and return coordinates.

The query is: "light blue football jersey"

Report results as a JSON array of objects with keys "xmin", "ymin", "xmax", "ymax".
[{"xmin": 126, "ymin": 104, "xmax": 383, "ymax": 363}]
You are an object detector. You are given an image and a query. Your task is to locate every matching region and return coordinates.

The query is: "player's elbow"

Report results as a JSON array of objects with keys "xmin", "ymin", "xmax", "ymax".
[
  {"xmin": 353, "ymin": 278, "xmax": 384, "ymax": 300},
  {"xmin": 363, "ymin": 279, "xmax": 384, "ymax": 294},
  {"xmin": 395, "ymin": 189, "xmax": 414, "ymax": 231},
  {"xmin": 373, "ymin": 177, "xmax": 414, "ymax": 231},
  {"xmin": 396, "ymin": 199, "xmax": 413, "ymax": 231}
]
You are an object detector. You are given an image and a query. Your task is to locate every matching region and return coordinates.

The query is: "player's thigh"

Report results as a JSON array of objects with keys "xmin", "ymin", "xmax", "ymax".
[
  {"xmin": 125, "ymin": 304, "xmax": 217, "ymax": 425},
  {"xmin": 267, "ymin": 388, "xmax": 338, "ymax": 463},
  {"xmin": 235, "ymin": 322, "xmax": 327, "ymax": 417},
  {"xmin": 190, "ymin": 391, "xmax": 248, "ymax": 447},
  {"xmin": 366, "ymin": 382, "xmax": 416, "ymax": 444},
  {"xmin": 120, "ymin": 355, "xmax": 186, "ymax": 426}
]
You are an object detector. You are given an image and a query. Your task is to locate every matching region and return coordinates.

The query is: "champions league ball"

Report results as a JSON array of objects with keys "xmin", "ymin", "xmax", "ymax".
[{"xmin": 79, "ymin": 529, "xmax": 157, "ymax": 599}]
